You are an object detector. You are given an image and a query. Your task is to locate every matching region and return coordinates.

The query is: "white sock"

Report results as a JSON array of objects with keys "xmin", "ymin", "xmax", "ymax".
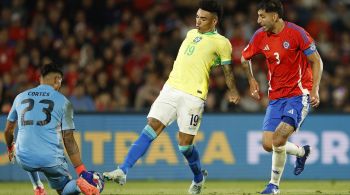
[
  {"xmin": 286, "ymin": 142, "xmax": 305, "ymax": 157},
  {"xmin": 269, "ymin": 145, "xmax": 287, "ymax": 186}
]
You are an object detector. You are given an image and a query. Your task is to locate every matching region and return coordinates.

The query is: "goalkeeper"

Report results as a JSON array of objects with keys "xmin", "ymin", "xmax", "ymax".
[{"xmin": 4, "ymin": 63, "xmax": 100, "ymax": 195}]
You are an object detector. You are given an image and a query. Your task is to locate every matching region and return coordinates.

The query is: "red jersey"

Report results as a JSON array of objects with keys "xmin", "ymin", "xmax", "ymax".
[{"xmin": 242, "ymin": 22, "xmax": 315, "ymax": 100}]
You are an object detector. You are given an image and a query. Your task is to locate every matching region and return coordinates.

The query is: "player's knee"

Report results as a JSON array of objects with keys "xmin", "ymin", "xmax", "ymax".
[
  {"xmin": 272, "ymin": 138, "xmax": 285, "ymax": 147},
  {"xmin": 147, "ymin": 118, "xmax": 165, "ymax": 135},
  {"xmin": 261, "ymin": 133, "xmax": 273, "ymax": 152},
  {"xmin": 272, "ymin": 133, "xmax": 287, "ymax": 147},
  {"xmin": 272, "ymin": 130, "xmax": 290, "ymax": 147},
  {"xmin": 178, "ymin": 132, "xmax": 195, "ymax": 146},
  {"xmin": 262, "ymin": 142, "xmax": 273, "ymax": 152}
]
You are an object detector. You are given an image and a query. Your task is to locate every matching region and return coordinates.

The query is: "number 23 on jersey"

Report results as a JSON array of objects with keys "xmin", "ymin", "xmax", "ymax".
[{"xmin": 21, "ymin": 98, "xmax": 54, "ymax": 126}]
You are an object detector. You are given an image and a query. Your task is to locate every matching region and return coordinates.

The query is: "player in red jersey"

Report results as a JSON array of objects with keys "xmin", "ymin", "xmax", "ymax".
[{"xmin": 241, "ymin": 0, "xmax": 323, "ymax": 194}]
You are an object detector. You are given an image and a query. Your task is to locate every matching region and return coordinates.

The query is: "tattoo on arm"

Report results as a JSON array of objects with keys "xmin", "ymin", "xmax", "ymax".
[
  {"xmin": 4, "ymin": 121, "xmax": 16, "ymax": 147},
  {"xmin": 62, "ymin": 130, "xmax": 83, "ymax": 167},
  {"xmin": 62, "ymin": 130, "xmax": 80, "ymax": 156},
  {"xmin": 222, "ymin": 65, "xmax": 238, "ymax": 91}
]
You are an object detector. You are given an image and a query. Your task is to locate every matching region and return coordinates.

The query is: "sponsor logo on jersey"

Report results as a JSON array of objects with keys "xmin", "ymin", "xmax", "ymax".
[{"xmin": 283, "ymin": 41, "xmax": 290, "ymax": 49}]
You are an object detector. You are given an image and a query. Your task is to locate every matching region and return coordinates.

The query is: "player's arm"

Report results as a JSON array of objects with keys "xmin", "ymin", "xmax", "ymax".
[
  {"xmin": 306, "ymin": 51, "xmax": 323, "ymax": 108},
  {"xmin": 62, "ymin": 130, "xmax": 96, "ymax": 185},
  {"xmin": 62, "ymin": 130, "xmax": 83, "ymax": 168},
  {"xmin": 4, "ymin": 120, "xmax": 16, "ymax": 147},
  {"xmin": 222, "ymin": 64, "xmax": 240, "ymax": 104},
  {"xmin": 61, "ymin": 100, "xmax": 96, "ymax": 186},
  {"xmin": 241, "ymin": 30, "xmax": 262, "ymax": 100},
  {"xmin": 218, "ymin": 38, "xmax": 240, "ymax": 104},
  {"xmin": 4, "ymin": 120, "xmax": 16, "ymax": 162},
  {"xmin": 5, "ymin": 98, "xmax": 18, "ymax": 162},
  {"xmin": 61, "ymin": 100, "xmax": 89, "ymax": 175},
  {"xmin": 61, "ymin": 130, "xmax": 87, "ymax": 173},
  {"xmin": 241, "ymin": 56, "xmax": 260, "ymax": 100},
  {"xmin": 294, "ymin": 25, "xmax": 323, "ymax": 107}
]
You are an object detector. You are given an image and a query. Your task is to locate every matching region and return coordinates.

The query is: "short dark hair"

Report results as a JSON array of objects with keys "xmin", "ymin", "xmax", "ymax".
[
  {"xmin": 41, "ymin": 63, "xmax": 63, "ymax": 77},
  {"xmin": 198, "ymin": 0, "xmax": 223, "ymax": 21},
  {"xmin": 257, "ymin": 0, "xmax": 284, "ymax": 18}
]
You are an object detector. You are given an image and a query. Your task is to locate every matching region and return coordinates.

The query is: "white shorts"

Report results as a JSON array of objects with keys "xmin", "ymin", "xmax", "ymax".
[{"xmin": 147, "ymin": 84, "xmax": 205, "ymax": 135}]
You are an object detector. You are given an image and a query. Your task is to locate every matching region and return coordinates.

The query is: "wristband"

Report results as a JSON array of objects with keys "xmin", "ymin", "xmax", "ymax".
[{"xmin": 75, "ymin": 164, "xmax": 86, "ymax": 175}]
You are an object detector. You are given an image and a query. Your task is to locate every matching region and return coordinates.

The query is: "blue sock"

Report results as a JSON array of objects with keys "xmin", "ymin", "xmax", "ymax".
[
  {"xmin": 62, "ymin": 180, "xmax": 80, "ymax": 195},
  {"xmin": 120, "ymin": 125, "xmax": 157, "ymax": 174},
  {"xmin": 179, "ymin": 145, "xmax": 203, "ymax": 183}
]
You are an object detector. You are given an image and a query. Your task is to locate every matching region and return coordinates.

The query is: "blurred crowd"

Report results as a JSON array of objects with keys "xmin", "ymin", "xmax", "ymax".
[{"xmin": 0, "ymin": 0, "xmax": 349, "ymax": 113}]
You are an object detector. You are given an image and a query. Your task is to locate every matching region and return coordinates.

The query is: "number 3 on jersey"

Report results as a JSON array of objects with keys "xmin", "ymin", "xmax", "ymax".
[{"xmin": 274, "ymin": 52, "xmax": 280, "ymax": 64}]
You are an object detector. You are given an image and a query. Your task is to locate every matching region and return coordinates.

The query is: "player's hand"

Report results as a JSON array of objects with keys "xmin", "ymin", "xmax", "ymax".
[
  {"xmin": 80, "ymin": 171, "xmax": 96, "ymax": 187},
  {"xmin": 7, "ymin": 143, "xmax": 15, "ymax": 164},
  {"xmin": 310, "ymin": 88, "xmax": 320, "ymax": 108},
  {"xmin": 228, "ymin": 90, "xmax": 240, "ymax": 104},
  {"xmin": 249, "ymin": 78, "xmax": 260, "ymax": 100}
]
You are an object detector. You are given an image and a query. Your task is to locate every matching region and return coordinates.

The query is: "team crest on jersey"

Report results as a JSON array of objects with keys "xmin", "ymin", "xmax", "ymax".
[
  {"xmin": 193, "ymin": 36, "xmax": 202, "ymax": 43},
  {"xmin": 283, "ymin": 41, "xmax": 290, "ymax": 49}
]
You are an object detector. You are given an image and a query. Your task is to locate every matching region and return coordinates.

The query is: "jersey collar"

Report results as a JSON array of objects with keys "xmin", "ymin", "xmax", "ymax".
[
  {"xmin": 199, "ymin": 29, "xmax": 218, "ymax": 35},
  {"xmin": 267, "ymin": 21, "xmax": 287, "ymax": 37}
]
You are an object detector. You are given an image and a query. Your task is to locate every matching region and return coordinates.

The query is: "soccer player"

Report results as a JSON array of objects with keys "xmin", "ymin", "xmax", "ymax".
[
  {"xmin": 4, "ymin": 63, "xmax": 100, "ymax": 195},
  {"xmin": 241, "ymin": 0, "xmax": 323, "ymax": 194},
  {"xmin": 103, "ymin": 0, "xmax": 240, "ymax": 194}
]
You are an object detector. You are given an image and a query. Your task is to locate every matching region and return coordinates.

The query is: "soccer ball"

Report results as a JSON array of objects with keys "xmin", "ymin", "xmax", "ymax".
[{"xmin": 90, "ymin": 171, "xmax": 105, "ymax": 193}]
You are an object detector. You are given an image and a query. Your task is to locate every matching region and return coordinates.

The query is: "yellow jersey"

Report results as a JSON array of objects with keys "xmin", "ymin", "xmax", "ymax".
[{"xmin": 166, "ymin": 29, "xmax": 232, "ymax": 100}]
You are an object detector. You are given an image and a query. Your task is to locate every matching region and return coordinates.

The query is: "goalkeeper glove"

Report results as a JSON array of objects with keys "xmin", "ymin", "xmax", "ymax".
[{"xmin": 75, "ymin": 164, "xmax": 95, "ymax": 186}]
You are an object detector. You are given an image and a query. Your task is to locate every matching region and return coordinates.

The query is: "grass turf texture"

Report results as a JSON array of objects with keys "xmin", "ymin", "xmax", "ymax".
[{"xmin": 0, "ymin": 180, "xmax": 349, "ymax": 195}]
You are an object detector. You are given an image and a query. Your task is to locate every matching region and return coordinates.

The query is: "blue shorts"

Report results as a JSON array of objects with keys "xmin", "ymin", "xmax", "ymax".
[
  {"xmin": 263, "ymin": 95, "xmax": 310, "ymax": 131},
  {"xmin": 16, "ymin": 157, "xmax": 72, "ymax": 190}
]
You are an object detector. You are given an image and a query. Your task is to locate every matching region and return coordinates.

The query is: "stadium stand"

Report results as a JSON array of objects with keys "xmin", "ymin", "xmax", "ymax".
[{"xmin": 0, "ymin": 0, "xmax": 349, "ymax": 113}]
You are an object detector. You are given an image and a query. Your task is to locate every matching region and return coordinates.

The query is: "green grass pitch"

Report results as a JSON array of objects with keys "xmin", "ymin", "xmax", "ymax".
[{"xmin": 0, "ymin": 180, "xmax": 349, "ymax": 194}]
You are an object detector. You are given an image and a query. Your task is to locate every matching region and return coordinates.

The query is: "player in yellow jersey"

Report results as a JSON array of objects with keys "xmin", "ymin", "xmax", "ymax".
[{"xmin": 104, "ymin": 0, "xmax": 240, "ymax": 194}]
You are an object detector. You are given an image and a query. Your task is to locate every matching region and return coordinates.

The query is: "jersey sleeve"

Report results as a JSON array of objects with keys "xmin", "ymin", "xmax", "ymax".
[
  {"xmin": 7, "ymin": 96, "xmax": 18, "ymax": 122},
  {"xmin": 62, "ymin": 99, "xmax": 75, "ymax": 131},
  {"xmin": 217, "ymin": 38, "xmax": 232, "ymax": 65},
  {"xmin": 242, "ymin": 28, "xmax": 263, "ymax": 60},
  {"xmin": 292, "ymin": 25, "xmax": 316, "ymax": 56}
]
